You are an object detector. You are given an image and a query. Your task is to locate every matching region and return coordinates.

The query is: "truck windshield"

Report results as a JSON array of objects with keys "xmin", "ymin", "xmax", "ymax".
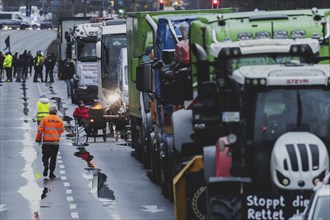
[
  {"xmin": 253, "ymin": 88, "xmax": 330, "ymax": 142},
  {"xmin": 78, "ymin": 41, "xmax": 97, "ymax": 61},
  {"xmin": 101, "ymin": 34, "xmax": 127, "ymax": 89},
  {"xmin": 226, "ymin": 54, "xmax": 306, "ymax": 73}
]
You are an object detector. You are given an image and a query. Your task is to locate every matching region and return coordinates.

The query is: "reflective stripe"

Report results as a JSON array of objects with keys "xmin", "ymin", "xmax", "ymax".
[
  {"xmin": 37, "ymin": 112, "xmax": 49, "ymax": 114},
  {"xmin": 42, "ymin": 141, "xmax": 60, "ymax": 145},
  {"xmin": 44, "ymin": 134, "xmax": 60, "ymax": 138},
  {"xmin": 44, "ymin": 127, "xmax": 65, "ymax": 131}
]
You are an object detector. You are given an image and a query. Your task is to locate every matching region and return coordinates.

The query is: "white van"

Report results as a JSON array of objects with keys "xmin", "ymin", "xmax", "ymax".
[
  {"xmin": 0, "ymin": 11, "xmax": 29, "ymax": 29},
  {"xmin": 0, "ymin": 11, "xmax": 24, "ymax": 20}
]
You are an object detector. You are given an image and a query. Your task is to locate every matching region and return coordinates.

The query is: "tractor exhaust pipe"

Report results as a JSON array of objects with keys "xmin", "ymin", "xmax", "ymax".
[{"xmin": 191, "ymin": 43, "xmax": 210, "ymax": 93}]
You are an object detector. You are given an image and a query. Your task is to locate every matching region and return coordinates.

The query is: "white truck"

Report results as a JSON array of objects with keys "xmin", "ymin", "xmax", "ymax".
[
  {"xmin": 57, "ymin": 17, "xmax": 91, "ymax": 79},
  {"xmin": 96, "ymin": 19, "xmax": 128, "ymax": 136},
  {"xmin": 70, "ymin": 22, "xmax": 102, "ymax": 104}
]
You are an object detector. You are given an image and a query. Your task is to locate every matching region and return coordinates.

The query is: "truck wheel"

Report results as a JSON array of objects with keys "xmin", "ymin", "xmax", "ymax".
[{"xmin": 208, "ymin": 195, "xmax": 242, "ymax": 220}]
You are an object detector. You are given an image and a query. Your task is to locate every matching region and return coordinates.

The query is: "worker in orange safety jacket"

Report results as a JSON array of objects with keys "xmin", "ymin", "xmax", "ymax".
[{"xmin": 35, "ymin": 105, "xmax": 64, "ymax": 179}]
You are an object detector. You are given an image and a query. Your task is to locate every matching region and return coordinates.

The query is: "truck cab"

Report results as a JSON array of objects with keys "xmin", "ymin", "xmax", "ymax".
[
  {"xmin": 96, "ymin": 19, "xmax": 128, "ymax": 134},
  {"xmin": 70, "ymin": 22, "xmax": 101, "ymax": 104}
]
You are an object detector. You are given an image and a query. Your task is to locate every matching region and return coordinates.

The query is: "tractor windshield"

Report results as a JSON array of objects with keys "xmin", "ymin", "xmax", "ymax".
[
  {"xmin": 226, "ymin": 54, "xmax": 306, "ymax": 73},
  {"xmin": 253, "ymin": 88, "xmax": 330, "ymax": 143},
  {"xmin": 101, "ymin": 34, "xmax": 127, "ymax": 90}
]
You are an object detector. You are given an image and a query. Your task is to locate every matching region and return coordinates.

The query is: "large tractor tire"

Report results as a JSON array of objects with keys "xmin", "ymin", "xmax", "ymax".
[{"xmin": 208, "ymin": 195, "xmax": 242, "ymax": 220}]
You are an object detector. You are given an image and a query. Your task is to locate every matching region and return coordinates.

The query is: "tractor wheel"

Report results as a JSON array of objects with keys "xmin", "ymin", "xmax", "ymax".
[{"xmin": 208, "ymin": 195, "xmax": 242, "ymax": 220}]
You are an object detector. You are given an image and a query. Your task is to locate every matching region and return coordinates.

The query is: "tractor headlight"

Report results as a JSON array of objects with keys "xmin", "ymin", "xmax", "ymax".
[
  {"xmin": 276, "ymin": 170, "xmax": 290, "ymax": 186},
  {"xmin": 291, "ymin": 30, "xmax": 306, "ymax": 39},
  {"xmin": 219, "ymin": 47, "xmax": 242, "ymax": 57},
  {"xmin": 289, "ymin": 44, "xmax": 312, "ymax": 54},
  {"xmin": 245, "ymin": 78, "xmax": 267, "ymax": 86},
  {"xmin": 238, "ymin": 32, "xmax": 253, "ymax": 40},
  {"xmin": 273, "ymin": 30, "xmax": 288, "ymax": 39},
  {"xmin": 256, "ymin": 31, "xmax": 270, "ymax": 39}
]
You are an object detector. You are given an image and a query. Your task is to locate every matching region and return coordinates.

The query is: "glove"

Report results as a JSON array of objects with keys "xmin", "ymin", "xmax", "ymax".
[{"xmin": 35, "ymin": 139, "xmax": 41, "ymax": 143}]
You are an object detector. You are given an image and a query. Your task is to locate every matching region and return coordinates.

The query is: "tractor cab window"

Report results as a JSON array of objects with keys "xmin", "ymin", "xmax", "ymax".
[{"xmin": 254, "ymin": 88, "xmax": 330, "ymax": 142}]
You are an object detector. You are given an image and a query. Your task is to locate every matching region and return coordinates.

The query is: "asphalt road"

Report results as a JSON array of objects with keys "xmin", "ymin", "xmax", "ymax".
[{"xmin": 0, "ymin": 29, "xmax": 174, "ymax": 220}]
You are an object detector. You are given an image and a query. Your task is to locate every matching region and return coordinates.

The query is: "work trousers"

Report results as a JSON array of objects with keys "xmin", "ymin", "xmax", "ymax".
[
  {"xmin": 42, "ymin": 144, "xmax": 59, "ymax": 173},
  {"xmin": 5, "ymin": 67, "xmax": 12, "ymax": 81},
  {"xmin": 45, "ymin": 68, "xmax": 54, "ymax": 82}
]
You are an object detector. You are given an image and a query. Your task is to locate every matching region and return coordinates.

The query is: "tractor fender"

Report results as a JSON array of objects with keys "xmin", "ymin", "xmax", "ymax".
[{"xmin": 172, "ymin": 109, "xmax": 193, "ymax": 153}]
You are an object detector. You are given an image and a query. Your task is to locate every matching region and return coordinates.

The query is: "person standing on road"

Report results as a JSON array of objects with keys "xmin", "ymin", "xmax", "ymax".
[
  {"xmin": 62, "ymin": 57, "xmax": 75, "ymax": 97},
  {"xmin": 28, "ymin": 51, "xmax": 34, "ymax": 76},
  {"xmin": 12, "ymin": 52, "xmax": 18, "ymax": 78},
  {"xmin": 44, "ymin": 53, "xmax": 56, "ymax": 83},
  {"xmin": 0, "ymin": 51, "xmax": 4, "ymax": 82},
  {"xmin": 35, "ymin": 105, "xmax": 64, "ymax": 179},
  {"xmin": 33, "ymin": 51, "xmax": 44, "ymax": 82},
  {"xmin": 3, "ymin": 51, "xmax": 13, "ymax": 82},
  {"xmin": 32, "ymin": 93, "xmax": 50, "ymax": 125},
  {"xmin": 15, "ymin": 54, "xmax": 25, "ymax": 82},
  {"xmin": 22, "ymin": 50, "xmax": 29, "ymax": 79}
]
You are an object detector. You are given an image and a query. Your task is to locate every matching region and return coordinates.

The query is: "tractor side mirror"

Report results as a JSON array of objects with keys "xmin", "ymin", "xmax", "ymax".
[{"xmin": 136, "ymin": 62, "xmax": 152, "ymax": 93}]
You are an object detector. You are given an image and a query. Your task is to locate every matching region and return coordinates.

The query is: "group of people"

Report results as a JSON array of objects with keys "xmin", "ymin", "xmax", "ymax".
[
  {"xmin": 33, "ymin": 92, "xmax": 90, "ymax": 179},
  {"xmin": 32, "ymin": 51, "xmax": 57, "ymax": 83},
  {"xmin": 0, "ymin": 50, "xmax": 56, "ymax": 83},
  {"xmin": 0, "ymin": 50, "xmax": 33, "ymax": 82}
]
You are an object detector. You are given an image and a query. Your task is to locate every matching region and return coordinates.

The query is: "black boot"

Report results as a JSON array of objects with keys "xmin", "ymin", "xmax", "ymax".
[
  {"xmin": 49, "ymin": 172, "xmax": 56, "ymax": 179},
  {"xmin": 43, "ymin": 167, "xmax": 48, "ymax": 177}
]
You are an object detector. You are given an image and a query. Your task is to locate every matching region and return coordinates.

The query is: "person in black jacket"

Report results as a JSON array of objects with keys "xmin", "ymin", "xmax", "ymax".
[
  {"xmin": 15, "ymin": 54, "xmax": 25, "ymax": 82},
  {"xmin": 45, "ymin": 53, "xmax": 56, "ymax": 83},
  {"xmin": 62, "ymin": 57, "xmax": 74, "ymax": 97},
  {"xmin": 22, "ymin": 50, "xmax": 29, "ymax": 79},
  {"xmin": 28, "ymin": 51, "xmax": 34, "ymax": 76},
  {"xmin": 12, "ymin": 52, "xmax": 18, "ymax": 78}
]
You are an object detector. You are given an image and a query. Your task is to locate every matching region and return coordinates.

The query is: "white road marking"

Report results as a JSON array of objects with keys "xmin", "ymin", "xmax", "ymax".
[
  {"xmin": 58, "ymin": 160, "xmax": 63, "ymax": 164},
  {"xmin": 57, "ymin": 155, "xmax": 62, "ymax": 159},
  {"xmin": 61, "ymin": 176, "xmax": 67, "ymax": 180},
  {"xmin": 69, "ymin": 204, "xmax": 77, "ymax": 209},
  {"xmin": 0, "ymin": 204, "xmax": 7, "ymax": 212},
  {"xmin": 63, "ymin": 182, "xmax": 70, "ymax": 187},
  {"xmin": 66, "ymin": 196, "xmax": 74, "ymax": 202},
  {"xmin": 66, "ymin": 189, "xmax": 72, "ymax": 194},
  {"xmin": 59, "ymin": 164, "xmax": 65, "ymax": 169},
  {"xmin": 71, "ymin": 212, "xmax": 79, "ymax": 219},
  {"xmin": 142, "ymin": 205, "xmax": 164, "ymax": 213},
  {"xmin": 60, "ymin": 170, "xmax": 66, "ymax": 174}
]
